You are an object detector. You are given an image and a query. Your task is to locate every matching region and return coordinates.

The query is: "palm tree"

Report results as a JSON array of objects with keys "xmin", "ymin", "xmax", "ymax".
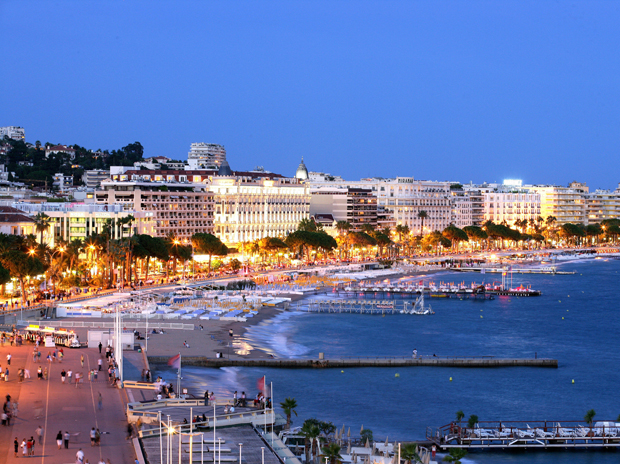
[
  {"xmin": 320, "ymin": 443, "xmax": 343, "ymax": 464},
  {"xmin": 280, "ymin": 397, "xmax": 298, "ymax": 429},
  {"xmin": 301, "ymin": 420, "xmax": 321, "ymax": 464},
  {"xmin": 33, "ymin": 212, "xmax": 51, "ymax": 244},
  {"xmin": 400, "ymin": 443, "xmax": 421, "ymax": 464},
  {"xmin": 417, "ymin": 210, "xmax": 428, "ymax": 236},
  {"xmin": 456, "ymin": 410, "xmax": 465, "ymax": 432},
  {"xmin": 585, "ymin": 409, "xmax": 596, "ymax": 434}
]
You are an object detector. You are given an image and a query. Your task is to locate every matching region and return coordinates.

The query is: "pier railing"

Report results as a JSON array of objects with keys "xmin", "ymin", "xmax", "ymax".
[{"xmin": 427, "ymin": 419, "xmax": 620, "ymax": 449}]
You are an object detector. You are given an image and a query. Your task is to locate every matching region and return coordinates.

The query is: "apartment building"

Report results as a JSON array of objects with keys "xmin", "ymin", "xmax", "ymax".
[
  {"xmin": 310, "ymin": 187, "xmax": 378, "ymax": 231},
  {"xmin": 13, "ymin": 203, "xmax": 153, "ymax": 245},
  {"xmin": 311, "ymin": 177, "xmax": 452, "ymax": 234},
  {"xmin": 82, "ymin": 170, "xmax": 111, "ymax": 190},
  {"xmin": 187, "ymin": 143, "xmax": 227, "ymax": 170},
  {"xmin": 584, "ymin": 186, "xmax": 620, "ymax": 224},
  {"xmin": 481, "ymin": 190, "xmax": 541, "ymax": 226},
  {"xmin": 209, "ymin": 176, "xmax": 310, "ymax": 245},
  {"xmin": 95, "ymin": 180, "xmax": 214, "ymax": 239},
  {"xmin": 525, "ymin": 182, "xmax": 588, "ymax": 225},
  {"xmin": 0, "ymin": 126, "xmax": 25, "ymax": 141}
]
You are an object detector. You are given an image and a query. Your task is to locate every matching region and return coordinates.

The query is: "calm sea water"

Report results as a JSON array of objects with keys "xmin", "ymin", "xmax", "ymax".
[{"xmin": 156, "ymin": 258, "xmax": 620, "ymax": 464}]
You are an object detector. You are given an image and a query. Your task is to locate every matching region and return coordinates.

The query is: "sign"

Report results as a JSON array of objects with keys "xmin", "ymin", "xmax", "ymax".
[{"xmin": 44, "ymin": 336, "xmax": 55, "ymax": 348}]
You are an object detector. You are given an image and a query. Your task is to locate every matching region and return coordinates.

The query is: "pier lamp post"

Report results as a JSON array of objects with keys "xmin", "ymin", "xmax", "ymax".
[
  {"xmin": 239, "ymin": 443, "xmax": 243, "ymax": 464},
  {"xmin": 261, "ymin": 447, "xmax": 265, "ymax": 464}
]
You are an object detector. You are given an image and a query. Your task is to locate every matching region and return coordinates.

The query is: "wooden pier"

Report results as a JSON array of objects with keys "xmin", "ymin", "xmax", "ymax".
[
  {"xmin": 334, "ymin": 290, "xmax": 496, "ymax": 300},
  {"xmin": 301, "ymin": 300, "xmax": 434, "ymax": 315},
  {"xmin": 148, "ymin": 356, "xmax": 558, "ymax": 369},
  {"xmin": 428, "ymin": 420, "xmax": 620, "ymax": 450}
]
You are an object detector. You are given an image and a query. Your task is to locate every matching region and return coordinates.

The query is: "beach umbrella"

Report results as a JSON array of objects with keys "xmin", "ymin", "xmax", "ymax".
[
  {"xmin": 347, "ymin": 428, "xmax": 351, "ymax": 439},
  {"xmin": 365, "ymin": 438, "xmax": 370, "ymax": 448},
  {"xmin": 384, "ymin": 437, "xmax": 388, "ymax": 447},
  {"xmin": 347, "ymin": 442, "xmax": 351, "ymax": 454},
  {"xmin": 361, "ymin": 424, "xmax": 364, "ymax": 434}
]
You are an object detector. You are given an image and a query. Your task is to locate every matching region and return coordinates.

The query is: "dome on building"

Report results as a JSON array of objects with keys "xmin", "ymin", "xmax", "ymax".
[
  {"xmin": 295, "ymin": 157, "xmax": 309, "ymax": 180},
  {"xmin": 217, "ymin": 159, "xmax": 233, "ymax": 176}
]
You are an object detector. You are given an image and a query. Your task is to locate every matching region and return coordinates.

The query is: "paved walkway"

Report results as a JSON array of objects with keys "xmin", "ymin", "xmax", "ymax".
[{"xmin": 0, "ymin": 341, "xmax": 136, "ymax": 463}]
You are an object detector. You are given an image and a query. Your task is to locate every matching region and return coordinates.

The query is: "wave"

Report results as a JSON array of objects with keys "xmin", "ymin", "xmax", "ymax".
[{"xmin": 243, "ymin": 310, "xmax": 312, "ymax": 358}]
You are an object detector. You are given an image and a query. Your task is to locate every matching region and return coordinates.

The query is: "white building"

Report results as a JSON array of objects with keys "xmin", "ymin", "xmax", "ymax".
[
  {"xmin": 525, "ymin": 182, "xmax": 588, "ymax": 225},
  {"xmin": 584, "ymin": 187, "xmax": 620, "ymax": 224},
  {"xmin": 82, "ymin": 170, "xmax": 110, "ymax": 189},
  {"xmin": 53, "ymin": 173, "xmax": 73, "ymax": 192},
  {"xmin": 187, "ymin": 143, "xmax": 227, "ymax": 170},
  {"xmin": 46, "ymin": 144, "xmax": 76, "ymax": 160},
  {"xmin": 0, "ymin": 126, "xmax": 25, "ymax": 141},
  {"xmin": 310, "ymin": 176, "xmax": 452, "ymax": 234},
  {"xmin": 209, "ymin": 176, "xmax": 310, "ymax": 245}
]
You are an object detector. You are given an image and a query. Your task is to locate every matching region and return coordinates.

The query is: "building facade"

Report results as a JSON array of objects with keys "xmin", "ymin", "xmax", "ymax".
[
  {"xmin": 526, "ymin": 182, "xmax": 588, "ymax": 225},
  {"xmin": 310, "ymin": 187, "xmax": 378, "ymax": 231},
  {"xmin": 187, "ymin": 143, "xmax": 227, "ymax": 170},
  {"xmin": 584, "ymin": 187, "xmax": 620, "ymax": 224},
  {"xmin": 310, "ymin": 177, "xmax": 452, "ymax": 234},
  {"xmin": 82, "ymin": 170, "xmax": 111, "ymax": 190},
  {"xmin": 0, "ymin": 126, "xmax": 25, "ymax": 141},
  {"xmin": 209, "ymin": 176, "xmax": 310, "ymax": 245},
  {"xmin": 95, "ymin": 180, "xmax": 214, "ymax": 239}
]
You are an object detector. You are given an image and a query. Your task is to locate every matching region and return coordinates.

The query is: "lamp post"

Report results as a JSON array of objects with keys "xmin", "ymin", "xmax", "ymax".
[{"xmin": 239, "ymin": 443, "xmax": 243, "ymax": 464}]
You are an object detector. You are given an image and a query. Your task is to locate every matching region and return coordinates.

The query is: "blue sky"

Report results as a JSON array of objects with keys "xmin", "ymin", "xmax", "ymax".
[{"xmin": 2, "ymin": 1, "xmax": 619, "ymax": 189}]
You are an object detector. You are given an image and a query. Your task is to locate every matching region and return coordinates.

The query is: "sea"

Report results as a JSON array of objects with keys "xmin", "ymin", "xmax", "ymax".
[{"xmin": 155, "ymin": 258, "xmax": 620, "ymax": 464}]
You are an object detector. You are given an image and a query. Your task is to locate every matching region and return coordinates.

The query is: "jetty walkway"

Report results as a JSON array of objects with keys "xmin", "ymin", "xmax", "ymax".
[{"xmin": 147, "ymin": 356, "xmax": 558, "ymax": 368}]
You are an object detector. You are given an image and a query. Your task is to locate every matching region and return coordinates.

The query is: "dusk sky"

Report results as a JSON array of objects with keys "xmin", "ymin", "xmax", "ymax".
[{"xmin": 2, "ymin": 1, "xmax": 619, "ymax": 189}]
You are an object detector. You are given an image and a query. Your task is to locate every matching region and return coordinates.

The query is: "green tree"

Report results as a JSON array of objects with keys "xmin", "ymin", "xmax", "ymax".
[
  {"xmin": 443, "ymin": 448, "xmax": 467, "ymax": 463},
  {"xmin": 280, "ymin": 397, "xmax": 298, "ymax": 430},
  {"xmin": 417, "ymin": 210, "xmax": 428, "ymax": 236},
  {"xmin": 33, "ymin": 212, "xmax": 51, "ymax": 244},
  {"xmin": 192, "ymin": 233, "xmax": 228, "ymax": 274},
  {"xmin": 467, "ymin": 415, "xmax": 479, "ymax": 428},
  {"xmin": 401, "ymin": 443, "xmax": 421, "ymax": 464},
  {"xmin": 301, "ymin": 419, "xmax": 321, "ymax": 464},
  {"xmin": 456, "ymin": 410, "xmax": 465, "ymax": 430},
  {"xmin": 0, "ymin": 250, "xmax": 47, "ymax": 305},
  {"xmin": 360, "ymin": 428, "xmax": 373, "ymax": 444},
  {"xmin": 584, "ymin": 409, "xmax": 596, "ymax": 426},
  {"xmin": 442, "ymin": 226, "xmax": 468, "ymax": 251},
  {"xmin": 320, "ymin": 443, "xmax": 343, "ymax": 464}
]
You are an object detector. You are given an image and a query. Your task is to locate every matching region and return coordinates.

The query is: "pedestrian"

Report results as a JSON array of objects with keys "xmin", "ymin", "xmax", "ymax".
[
  {"xmin": 14, "ymin": 437, "xmax": 18, "ymax": 457},
  {"xmin": 81, "ymin": 355, "xmax": 84, "ymax": 367},
  {"xmin": 4, "ymin": 367, "xmax": 8, "ymax": 382},
  {"xmin": 61, "ymin": 369, "xmax": 66, "ymax": 384},
  {"xmin": 6, "ymin": 353, "xmax": 11, "ymax": 365},
  {"xmin": 97, "ymin": 392, "xmax": 102, "ymax": 410},
  {"xmin": 98, "ymin": 358, "xmax": 102, "ymax": 371},
  {"xmin": 36, "ymin": 425, "xmax": 44, "ymax": 445},
  {"xmin": 76, "ymin": 448, "xmax": 84, "ymax": 463},
  {"xmin": 75, "ymin": 372, "xmax": 80, "ymax": 388},
  {"xmin": 95, "ymin": 428, "xmax": 101, "ymax": 446},
  {"xmin": 27, "ymin": 436, "xmax": 33, "ymax": 456},
  {"xmin": 90, "ymin": 427, "xmax": 96, "ymax": 446},
  {"xmin": 126, "ymin": 423, "xmax": 133, "ymax": 440},
  {"xmin": 67, "ymin": 369, "xmax": 72, "ymax": 383},
  {"xmin": 24, "ymin": 368, "xmax": 30, "ymax": 379},
  {"xmin": 21, "ymin": 438, "xmax": 27, "ymax": 457},
  {"xmin": 37, "ymin": 366, "xmax": 42, "ymax": 380},
  {"xmin": 64, "ymin": 430, "xmax": 70, "ymax": 449},
  {"xmin": 43, "ymin": 367, "xmax": 48, "ymax": 380},
  {"xmin": 98, "ymin": 342, "xmax": 102, "ymax": 354},
  {"xmin": 56, "ymin": 430, "xmax": 63, "ymax": 449}
]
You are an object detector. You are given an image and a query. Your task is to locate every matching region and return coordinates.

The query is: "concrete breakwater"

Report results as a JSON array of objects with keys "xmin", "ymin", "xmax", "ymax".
[{"xmin": 148, "ymin": 356, "xmax": 558, "ymax": 368}]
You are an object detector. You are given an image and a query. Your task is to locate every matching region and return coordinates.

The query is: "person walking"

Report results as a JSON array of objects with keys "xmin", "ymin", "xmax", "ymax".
[
  {"xmin": 13, "ymin": 437, "xmax": 18, "ymax": 457},
  {"xmin": 36, "ymin": 425, "xmax": 44, "ymax": 445},
  {"xmin": 21, "ymin": 438, "xmax": 27, "ymax": 457},
  {"xmin": 98, "ymin": 342, "xmax": 102, "ymax": 354},
  {"xmin": 27, "ymin": 437, "xmax": 33, "ymax": 456},
  {"xmin": 98, "ymin": 358, "xmax": 102, "ymax": 371},
  {"xmin": 64, "ymin": 430, "xmax": 70, "ymax": 449},
  {"xmin": 56, "ymin": 431, "xmax": 63, "ymax": 449},
  {"xmin": 90, "ymin": 427, "xmax": 96, "ymax": 446},
  {"xmin": 97, "ymin": 392, "xmax": 102, "ymax": 410},
  {"xmin": 24, "ymin": 368, "xmax": 30, "ymax": 379},
  {"xmin": 61, "ymin": 369, "xmax": 66, "ymax": 384},
  {"xmin": 4, "ymin": 367, "xmax": 8, "ymax": 382},
  {"xmin": 76, "ymin": 448, "xmax": 85, "ymax": 463},
  {"xmin": 7, "ymin": 353, "xmax": 11, "ymax": 365},
  {"xmin": 81, "ymin": 355, "xmax": 84, "ymax": 367},
  {"xmin": 37, "ymin": 366, "xmax": 42, "ymax": 380}
]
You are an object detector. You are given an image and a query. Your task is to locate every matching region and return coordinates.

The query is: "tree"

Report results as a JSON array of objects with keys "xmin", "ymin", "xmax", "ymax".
[
  {"xmin": 335, "ymin": 221, "xmax": 351, "ymax": 235},
  {"xmin": 33, "ymin": 212, "xmax": 51, "ymax": 244},
  {"xmin": 442, "ymin": 226, "xmax": 468, "ymax": 251},
  {"xmin": 192, "ymin": 233, "xmax": 228, "ymax": 274},
  {"xmin": 0, "ymin": 250, "xmax": 47, "ymax": 305},
  {"xmin": 400, "ymin": 443, "xmax": 421, "ymax": 464},
  {"xmin": 360, "ymin": 428, "xmax": 373, "ymax": 444},
  {"xmin": 463, "ymin": 226, "xmax": 488, "ymax": 250},
  {"xmin": 280, "ymin": 397, "xmax": 298, "ymax": 430},
  {"xmin": 585, "ymin": 409, "xmax": 596, "ymax": 426},
  {"xmin": 301, "ymin": 419, "xmax": 321, "ymax": 464},
  {"xmin": 467, "ymin": 415, "xmax": 479, "ymax": 428},
  {"xmin": 443, "ymin": 448, "xmax": 467, "ymax": 464},
  {"xmin": 298, "ymin": 218, "xmax": 321, "ymax": 232},
  {"xmin": 320, "ymin": 443, "xmax": 343, "ymax": 464},
  {"xmin": 417, "ymin": 210, "xmax": 428, "ymax": 235},
  {"xmin": 456, "ymin": 410, "xmax": 465, "ymax": 430}
]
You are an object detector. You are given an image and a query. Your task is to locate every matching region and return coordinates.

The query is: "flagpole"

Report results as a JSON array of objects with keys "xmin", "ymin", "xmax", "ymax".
[
  {"xmin": 177, "ymin": 352, "xmax": 181, "ymax": 396},
  {"xmin": 270, "ymin": 381, "xmax": 274, "ymax": 447}
]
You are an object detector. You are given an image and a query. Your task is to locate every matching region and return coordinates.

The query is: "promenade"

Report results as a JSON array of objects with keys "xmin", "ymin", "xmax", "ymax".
[{"xmin": 0, "ymin": 342, "xmax": 136, "ymax": 464}]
